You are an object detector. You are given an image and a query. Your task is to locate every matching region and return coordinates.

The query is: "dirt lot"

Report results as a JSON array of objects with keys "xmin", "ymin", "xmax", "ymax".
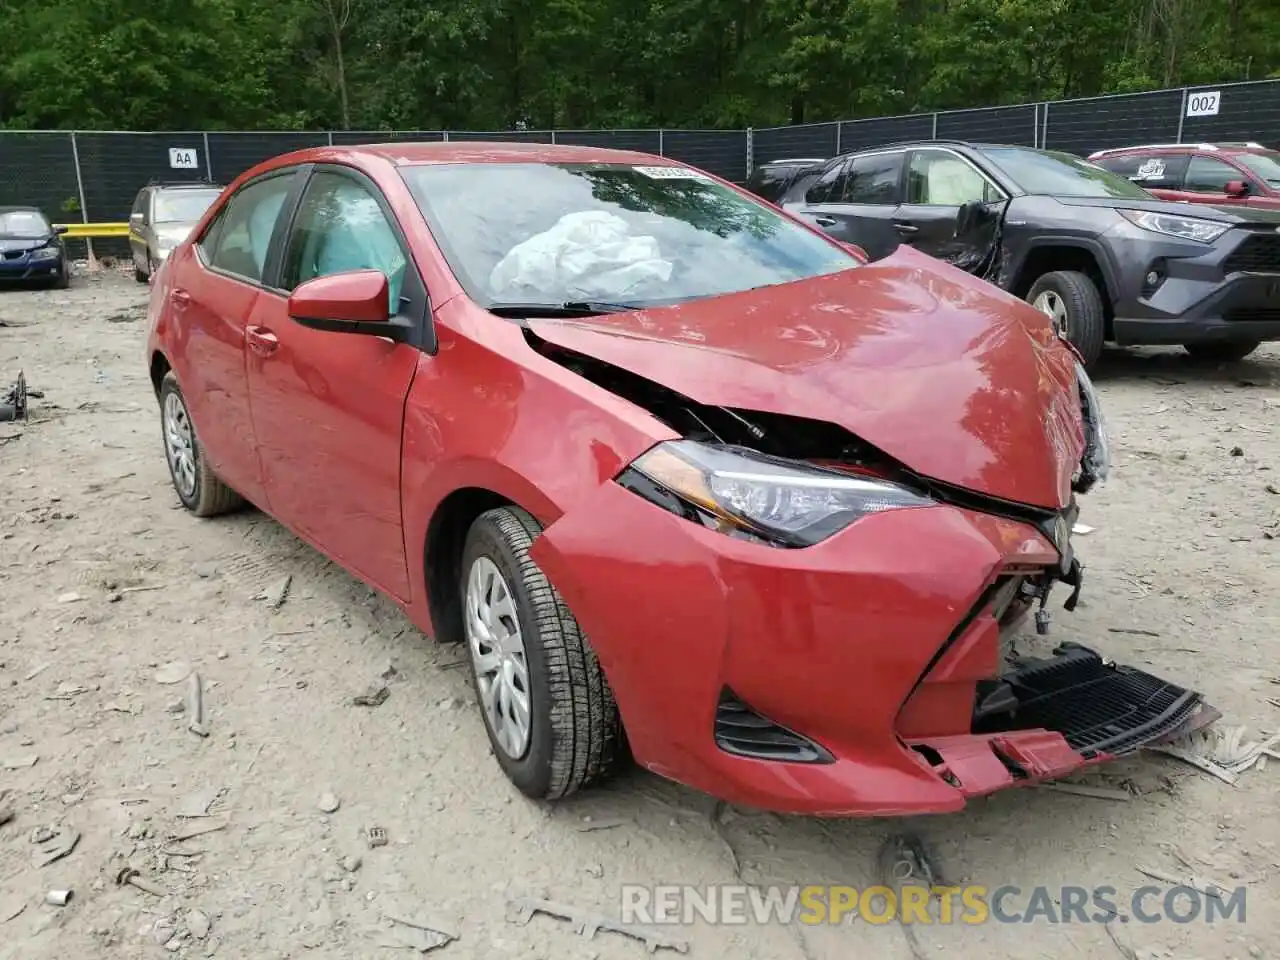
[{"xmin": 0, "ymin": 269, "xmax": 1278, "ymax": 960}]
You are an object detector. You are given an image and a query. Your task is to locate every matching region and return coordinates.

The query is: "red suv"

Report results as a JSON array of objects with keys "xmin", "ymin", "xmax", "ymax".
[{"xmin": 1088, "ymin": 142, "xmax": 1280, "ymax": 210}]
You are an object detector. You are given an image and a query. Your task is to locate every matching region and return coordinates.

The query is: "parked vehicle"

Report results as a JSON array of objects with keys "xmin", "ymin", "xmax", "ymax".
[
  {"xmin": 145, "ymin": 142, "xmax": 1211, "ymax": 816},
  {"xmin": 744, "ymin": 157, "xmax": 825, "ymax": 204},
  {"xmin": 1089, "ymin": 142, "xmax": 1280, "ymax": 211},
  {"xmin": 773, "ymin": 140, "xmax": 1280, "ymax": 365},
  {"xmin": 0, "ymin": 206, "xmax": 70, "ymax": 287},
  {"xmin": 129, "ymin": 181, "xmax": 225, "ymax": 283}
]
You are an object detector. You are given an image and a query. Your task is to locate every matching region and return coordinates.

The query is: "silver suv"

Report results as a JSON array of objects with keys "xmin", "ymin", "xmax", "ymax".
[{"xmin": 128, "ymin": 182, "xmax": 224, "ymax": 282}]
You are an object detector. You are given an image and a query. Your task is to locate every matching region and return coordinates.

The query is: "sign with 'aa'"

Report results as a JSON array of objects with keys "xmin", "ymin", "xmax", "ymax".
[{"xmin": 168, "ymin": 147, "xmax": 200, "ymax": 169}]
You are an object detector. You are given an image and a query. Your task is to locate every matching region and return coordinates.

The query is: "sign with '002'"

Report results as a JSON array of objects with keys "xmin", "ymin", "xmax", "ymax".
[
  {"xmin": 168, "ymin": 147, "xmax": 200, "ymax": 169},
  {"xmin": 1185, "ymin": 91, "xmax": 1221, "ymax": 117}
]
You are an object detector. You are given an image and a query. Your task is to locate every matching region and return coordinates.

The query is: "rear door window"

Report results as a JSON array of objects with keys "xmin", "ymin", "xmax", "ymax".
[
  {"xmin": 204, "ymin": 174, "xmax": 296, "ymax": 284},
  {"xmin": 1184, "ymin": 156, "xmax": 1242, "ymax": 194},
  {"xmin": 1096, "ymin": 153, "xmax": 1187, "ymax": 189},
  {"xmin": 805, "ymin": 160, "xmax": 852, "ymax": 204},
  {"xmin": 841, "ymin": 152, "xmax": 905, "ymax": 205}
]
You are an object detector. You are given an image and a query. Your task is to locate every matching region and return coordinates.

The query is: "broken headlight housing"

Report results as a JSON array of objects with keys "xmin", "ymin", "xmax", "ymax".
[
  {"xmin": 619, "ymin": 440, "xmax": 933, "ymax": 547},
  {"xmin": 1073, "ymin": 361, "xmax": 1111, "ymax": 493}
]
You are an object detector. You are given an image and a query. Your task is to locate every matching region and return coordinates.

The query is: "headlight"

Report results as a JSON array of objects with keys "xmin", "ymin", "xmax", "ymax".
[
  {"xmin": 1118, "ymin": 209, "xmax": 1229, "ymax": 244},
  {"xmin": 29, "ymin": 247, "xmax": 58, "ymax": 261},
  {"xmin": 621, "ymin": 440, "xmax": 933, "ymax": 547},
  {"xmin": 1074, "ymin": 362, "xmax": 1111, "ymax": 491}
]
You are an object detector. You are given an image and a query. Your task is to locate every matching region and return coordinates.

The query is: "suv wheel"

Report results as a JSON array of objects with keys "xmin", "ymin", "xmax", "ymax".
[
  {"xmin": 1183, "ymin": 341, "xmax": 1260, "ymax": 363},
  {"xmin": 461, "ymin": 506, "xmax": 626, "ymax": 800},
  {"xmin": 1028, "ymin": 271, "xmax": 1106, "ymax": 367}
]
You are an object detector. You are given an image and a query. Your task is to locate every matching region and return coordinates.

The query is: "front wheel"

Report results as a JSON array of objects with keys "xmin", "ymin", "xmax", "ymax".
[
  {"xmin": 461, "ymin": 506, "xmax": 626, "ymax": 800},
  {"xmin": 158, "ymin": 372, "xmax": 244, "ymax": 517},
  {"xmin": 1183, "ymin": 340, "xmax": 1260, "ymax": 363},
  {"xmin": 1027, "ymin": 270, "xmax": 1106, "ymax": 367}
]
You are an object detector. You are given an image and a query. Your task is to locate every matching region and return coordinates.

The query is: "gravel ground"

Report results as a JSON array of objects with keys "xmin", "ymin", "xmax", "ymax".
[{"xmin": 1, "ymin": 269, "xmax": 1278, "ymax": 960}]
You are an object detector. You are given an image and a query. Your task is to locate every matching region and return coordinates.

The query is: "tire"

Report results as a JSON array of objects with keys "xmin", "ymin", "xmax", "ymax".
[
  {"xmin": 460, "ymin": 506, "xmax": 626, "ymax": 800},
  {"xmin": 54, "ymin": 261, "xmax": 70, "ymax": 289},
  {"xmin": 158, "ymin": 372, "xmax": 244, "ymax": 517},
  {"xmin": 1183, "ymin": 340, "xmax": 1260, "ymax": 363},
  {"xmin": 135, "ymin": 263, "xmax": 148, "ymax": 284},
  {"xmin": 1027, "ymin": 270, "xmax": 1106, "ymax": 368}
]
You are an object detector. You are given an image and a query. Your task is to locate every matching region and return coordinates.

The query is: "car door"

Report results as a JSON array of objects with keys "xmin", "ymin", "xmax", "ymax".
[
  {"xmin": 172, "ymin": 169, "xmax": 300, "ymax": 508},
  {"xmin": 895, "ymin": 148, "xmax": 1006, "ymax": 266},
  {"xmin": 244, "ymin": 165, "xmax": 423, "ymax": 600},
  {"xmin": 1179, "ymin": 154, "xmax": 1261, "ymax": 207},
  {"xmin": 795, "ymin": 151, "xmax": 906, "ymax": 259},
  {"xmin": 128, "ymin": 189, "xmax": 149, "ymax": 269}
]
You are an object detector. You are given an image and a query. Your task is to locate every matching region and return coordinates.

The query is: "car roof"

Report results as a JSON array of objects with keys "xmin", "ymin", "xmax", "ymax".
[
  {"xmin": 269, "ymin": 141, "xmax": 681, "ymax": 169},
  {"xmin": 0, "ymin": 205, "xmax": 45, "ymax": 215},
  {"xmin": 1089, "ymin": 142, "xmax": 1272, "ymax": 159},
  {"xmin": 149, "ymin": 181, "xmax": 224, "ymax": 190}
]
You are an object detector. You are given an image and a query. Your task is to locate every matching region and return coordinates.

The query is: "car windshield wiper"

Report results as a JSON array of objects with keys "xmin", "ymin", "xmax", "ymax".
[{"xmin": 485, "ymin": 300, "xmax": 640, "ymax": 318}]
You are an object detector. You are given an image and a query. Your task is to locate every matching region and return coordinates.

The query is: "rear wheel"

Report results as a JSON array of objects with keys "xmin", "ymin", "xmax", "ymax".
[
  {"xmin": 158, "ymin": 372, "xmax": 244, "ymax": 517},
  {"xmin": 1027, "ymin": 270, "xmax": 1106, "ymax": 367},
  {"xmin": 461, "ymin": 506, "xmax": 626, "ymax": 799},
  {"xmin": 1183, "ymin": 340, "xmax": 1260, "ymax": 363}
]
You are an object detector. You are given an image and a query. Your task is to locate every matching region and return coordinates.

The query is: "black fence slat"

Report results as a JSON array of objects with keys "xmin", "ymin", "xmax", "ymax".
[
  {"xmin": 1043, "ymin": 90, "xmax": 1184, "ymax": 157},
  {"xmin": 838, "ymin": 114, "xmax": 935, "ymax": 153},
  {"xmin": 75, "ymin": 132, "xmax": 210, "ymax": 228},
  {"xmin": 207, "ymin": 132, "xmax": 330, "ymax": 186},
  {"xmin": 1181, "ymin": 84, "xmax": 1280, "ymax": 146},
  {"xmin": 7, "ymin": 78, "xmax": 1280, "ymax": 231},
  {"xmin": 752, "ymin": 124, "xmax": 839, "ymax": 165},
  {"xmin": 552, "ymin": 130, "xmax": 662, "ymax": 154},
  {"xmin": 0, "ymin": 133, "xmax": 80, "ymax": 226},
  {"xmin": 660, "ymin": 130, "xmax": 749, "ymax": 182},
  {"xmin": 329, "ymin": 131, "xmax": 446, "ymax": 146},
  {"xmin": 444, "ymin": 131, "xmax": 556, "ymax": 143},
  {"xmin": 936, "ymin": 105, "xmax": 1039, "ymax": 147}
]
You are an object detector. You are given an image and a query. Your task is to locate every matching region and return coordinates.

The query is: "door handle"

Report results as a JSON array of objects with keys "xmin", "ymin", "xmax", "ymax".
[
  {"xmin": 245, "ymin": 325, "xmax": 279, "ymax": 358},
  {"xmin": 814, "ymin": 216, "xmax": 837, "ymax": 227},
  {"xmin": 893, "ymin": 222, "xmax": 919, "ymax": 234},
  {"xmin": 169, "ymin": 288, "xmax": 191, "ymax": 310}
]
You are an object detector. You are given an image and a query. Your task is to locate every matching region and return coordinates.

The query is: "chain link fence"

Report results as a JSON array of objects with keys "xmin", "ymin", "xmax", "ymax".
[{"xmin": 3, "ymin": 77, "xmax": 1279, "ymax": 249}]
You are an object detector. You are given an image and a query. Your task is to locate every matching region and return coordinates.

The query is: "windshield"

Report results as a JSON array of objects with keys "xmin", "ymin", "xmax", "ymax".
[
  {"xmin": 0, "ymin": 210, "xmax": 50, "ymax": 237},
  {"xmin": 401, "ymin": 162, "xmax": 857, "ymax": 308},
  {"xmin": 153, "ymin": 190, "xmax": 221, "ymax": 223},
  {"xmin": 1236, "ymin": 151, "xmax": 1280, "ymax": 188},
  {"xmin": 982, "ymin": 147, "xmax": 1154, "ymax": 199}
]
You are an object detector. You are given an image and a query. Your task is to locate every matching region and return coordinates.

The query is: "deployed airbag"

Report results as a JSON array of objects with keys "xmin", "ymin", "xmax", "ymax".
[{"xmin": 488, "ymin": 211, "xmax": 673, "ymax": 301}]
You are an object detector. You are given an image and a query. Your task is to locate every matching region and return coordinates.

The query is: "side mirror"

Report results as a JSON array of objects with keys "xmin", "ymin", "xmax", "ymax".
[
  {"xmin": 1225, "ymin": 179, "xmax": 1249, "ymax": 198},
  {"xmin": 841, "ymin": 242, "xmax": 869, "ymax": 263},
  {"xmin": 288, "ymin": 269, "xmax": 411, "ymax": 341},
  {"xmin": 53, "ymin": 225, "xmax": 69, "ymax": 236}
]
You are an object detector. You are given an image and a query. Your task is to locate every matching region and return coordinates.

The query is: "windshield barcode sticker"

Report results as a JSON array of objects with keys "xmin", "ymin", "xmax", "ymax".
[{"xmin": 634, "ymin": 165, "xmax": 712, "ymax": 180}]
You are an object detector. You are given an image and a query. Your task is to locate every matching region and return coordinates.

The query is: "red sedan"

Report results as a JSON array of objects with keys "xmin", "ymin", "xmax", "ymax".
[{"xmin": 145, "ymin": 142, "xmax": 1211, "ymax": 816}]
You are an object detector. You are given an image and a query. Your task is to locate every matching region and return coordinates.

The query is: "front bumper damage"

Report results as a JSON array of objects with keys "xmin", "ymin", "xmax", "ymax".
[{"xmin": 529, "ymin": 478, "xmax": 1213, "ymax": 816}]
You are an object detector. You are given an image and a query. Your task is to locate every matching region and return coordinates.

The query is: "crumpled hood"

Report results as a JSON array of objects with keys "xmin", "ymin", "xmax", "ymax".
[{"xmin": 529, "ymin": 245, "xmax": 1085, "ymax": 509}]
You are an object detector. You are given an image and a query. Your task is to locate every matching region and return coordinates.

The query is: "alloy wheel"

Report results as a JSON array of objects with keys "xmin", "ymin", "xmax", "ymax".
[
  {"xmin": 465, "ymin": 556, "xmax": 532, "ymax": 759},
  {"xmin": 1033, "ymin": 290, "xmax": 1069, "ymax": 338},
  {"xmin": 163, "ymin": 391, "xmax": 197, "ymax": 498}
]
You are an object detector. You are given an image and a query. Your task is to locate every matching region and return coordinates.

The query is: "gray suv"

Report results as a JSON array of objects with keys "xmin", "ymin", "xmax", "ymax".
[
  {"xmin": 769, "ymin": 140, "xmax": 1280, "ymax": 365},
  {"xmin": 128, "ymin": 181, "xmax": 224, "ymax": 282}
]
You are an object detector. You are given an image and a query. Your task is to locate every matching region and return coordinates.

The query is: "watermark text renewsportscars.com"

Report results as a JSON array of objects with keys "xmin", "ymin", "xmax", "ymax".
[{"xmin": 621, "ymin": 884, "xmax": 1248, "ymax": 926}]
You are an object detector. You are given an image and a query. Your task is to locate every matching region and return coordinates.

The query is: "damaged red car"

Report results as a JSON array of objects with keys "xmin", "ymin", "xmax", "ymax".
[{"xmin": 145, "ymin": 142, "xmax": 1211, "ymax": 816}]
